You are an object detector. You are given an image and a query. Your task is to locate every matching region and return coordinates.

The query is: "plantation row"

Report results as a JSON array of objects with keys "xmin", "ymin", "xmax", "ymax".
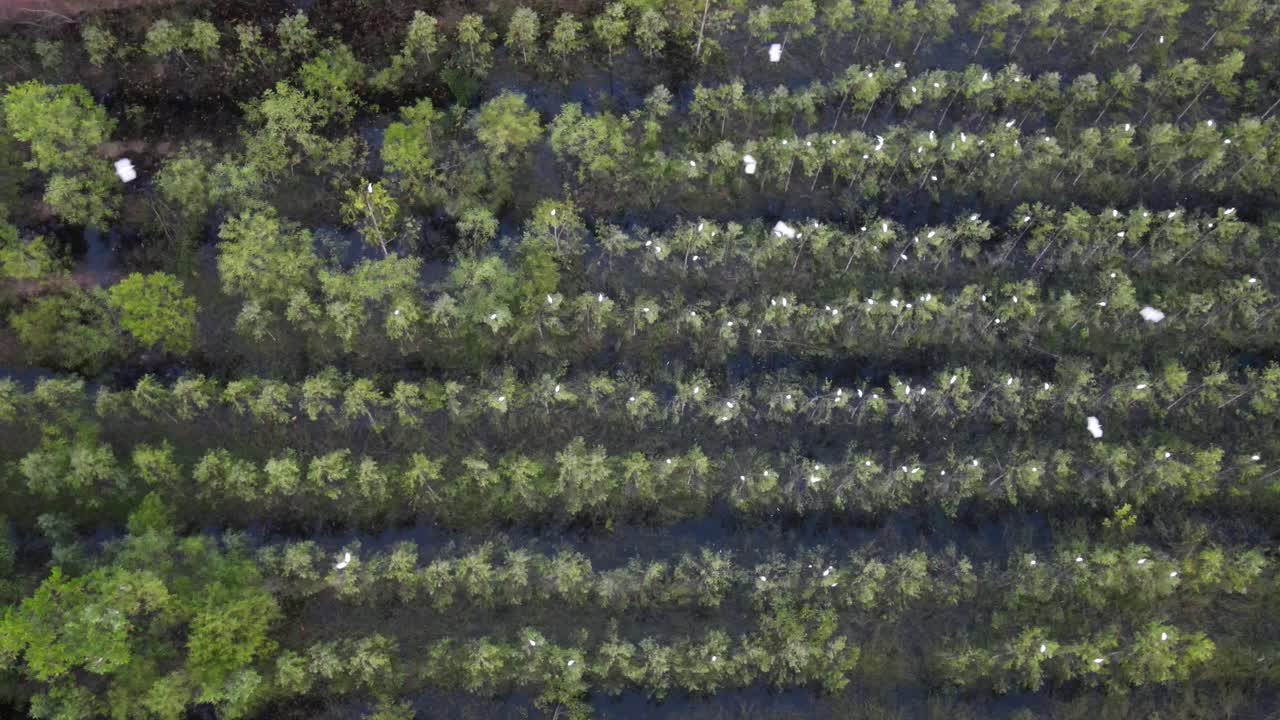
[
  {"xmin": 541, "ymin": 205, "xmax": 1262, "ymax": 295},
  {"xmin": 78, "ymin": 21, "xmax": 1271, "ymax": 139},
  {"xmin": 330, "ymin": 98, "xmax": 1279, "ymax": 221},
  {"xmin": 687, "ymin": 55, "xmax": 1259, "ymax": 140},
  {"xmin": 11, "ymin": 431, "xmax": 1273, "ymax": 525},
  {"xmin": 221, "ymin": 251, "xmax": 1272, "ymax": 367},
  {"xmin": 60, "ymin": 0, "xmax": 1269, "ymax": 94},
  {"xmin": 12, "ymin": 72, "xmax": 1280, "ymax": 234},
  {"xmin": 259, "ymin": 538, "xmax": 1268, "ymax": 618},
  {"xmin": 284, "ymin": 623, "xmax": 1227, "ymax": 700},
  {"xmin": 5, "ymin": 512, "xmax": 1271, "ymax": 720},
  {"xmin": 538, "ymin": 114, "xmax": 1279, "ymax": 208},
  {"xmin": 9, "ymin": 196, "xmax": 1271, "ymax": 373},
  {"xmin": 5, "ymin": 361, "xmax": 1277, "ymax": 451}
]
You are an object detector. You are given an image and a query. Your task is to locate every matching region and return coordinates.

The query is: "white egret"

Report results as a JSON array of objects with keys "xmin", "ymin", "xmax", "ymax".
[
  {"xmin": 335, "ymin": 552, "xmax": 351, "ymax": 570},
  {"xmin": 114, "ymin": 158, "xmax": 137, "ymax": 183},
  {"xmin": 1087, "ymin": 416, "xmax": 1103, "ymax": 438},
  {"xmin": 1140, "ymin": 306, "xmax": 1166, "ymax": 323},
  {"xmin": 768, "ymin": 43, "xmax": 783, "ymax": 62}
]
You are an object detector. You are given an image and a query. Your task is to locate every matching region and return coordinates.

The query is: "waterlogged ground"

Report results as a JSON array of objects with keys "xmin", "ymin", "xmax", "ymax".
[{"xmin": 2, "ymin": 1, "xmax": 1279, "ymax": 718}]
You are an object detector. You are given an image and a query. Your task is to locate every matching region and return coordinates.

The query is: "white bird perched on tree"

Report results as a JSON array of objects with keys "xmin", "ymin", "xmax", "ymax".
[
  {"xmin": 1140, "ymin": 306, "xmax": 1166, "ymax": 323},
  {"xmin": 773, "ymin": 221, "xmax": 798, "ymax": 239},
  {"xmin": 768, "ymin": 43, "xmax": 783, "ymax": 62},
  {"xmin": 335, "ymin": 552, "xmax": 351, "ymax": 570},
  {"xmin": 1087, "ymin": 416, "xmax": 1103, "ymax": 438},
  {"xmin": 742, "ymin": 154, "xmax": 757, "ymax": 174},
  {"xmin": 114, "ymin": 158, "xmax": 137, "ymax": 183}
]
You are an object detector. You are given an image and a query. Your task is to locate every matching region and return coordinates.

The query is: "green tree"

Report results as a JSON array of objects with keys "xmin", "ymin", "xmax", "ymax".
[
  {"xmin": 242, "ymin": 81, "xmax": 355, "ymax": 179},
  {"xmin": 373, "ymin": 12, "xmax": 439, "ymax": 90},
  {"xmin": 43, "ymin": 169, "xmax": 118, "ymax": 228},
  {"xmin": 342, "ymin": 181, "xmax": 402, "ymax": 257},
  {"xmin": 635, "ymin": 9, "xmax": 668, "ymax": 59},
  {"xmin": 506, "ymin": 7, "xmax": 541, "ymax": 65},
  {"xmin": 154, "ymin": 141, "xmax": 214, "ymax": 249},
  {"xmin": 0, "ymin": 225, "xmax": 65, "ymax": 282},
  {"xmin": 548, "ymin": 13, "xmax": 586, "ymax": 66},
  {"xmin": 9, "ymin": 289, "xmax": 119, "ymax": 372},
  {"xmin": 971, "ymin": 0, "xmax": 1020, "ymax": 53},
  {"xmin": 81, "ymin": 24, "xmax": 118, "ymax": 67},
  {"xmin": 593, "ymin": 3, "xmax": 631, "ymax": 66},
  {"xmin": 548, "ymin": 104, "xmax": 633, "ymax": 186},
  {"xmin": 2, "ymin": 81, "xmax": 119, "ymax": 226},
  {"xmin": 470, "ymin": 91, "xmax": 543, "ymax": 166},
  {"xmin": 382, "ymin": 98, "xmax": 441, "ymax": 199},
  {"xmin": 217, "ymin": 210, "xmax": 319, "ymax": 338},
  {"xmin": 297, "ymin": 43, "xmax": 365, "ymax": 121},
  {"xmin": 275, "ymin": 11, "xmax": 318, "ymax": 57},
  {"xmin": 0, "ymin": 503, "xmax": 280, "ymax": 720},
  {"xmin": 456, "ymin": 207, "xmax": 499, "ymax": 256},
  {"xmin": 454, "ymin": 14, "xmax": 495, "ymax": 76},
  {"xmin": 106, "ymin": 272, "xmax": 198, "ymax": 354},
  {"xmin": 143, "ymin": 19, "xmax": 187, "ymax": 59}
]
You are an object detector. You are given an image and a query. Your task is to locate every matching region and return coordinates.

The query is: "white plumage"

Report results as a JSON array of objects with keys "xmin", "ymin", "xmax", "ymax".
[
  {"xmin": 114, "ymin": 158, "xmax": 137, "ymax": 183},
  {"xmin": 1087, "ymin": 416, "xmax": 1103, "ymax": 438}
]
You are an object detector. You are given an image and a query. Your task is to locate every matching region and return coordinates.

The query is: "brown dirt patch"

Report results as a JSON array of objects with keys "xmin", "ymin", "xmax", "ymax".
[{"xmin": 0, "ymin": 0, "xmax": 175, "ymax": 23}]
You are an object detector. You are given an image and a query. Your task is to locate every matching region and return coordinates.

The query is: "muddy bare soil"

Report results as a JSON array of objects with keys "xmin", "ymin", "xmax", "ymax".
[{"xmin": 0, "ymin": 0, "xmax": 172, "ymax": 23}]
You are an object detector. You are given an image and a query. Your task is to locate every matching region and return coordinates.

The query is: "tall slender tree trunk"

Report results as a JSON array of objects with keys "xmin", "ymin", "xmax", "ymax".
[{"xmin": 694, "ymin": 0, "xmax": 711, "ymax": 61}]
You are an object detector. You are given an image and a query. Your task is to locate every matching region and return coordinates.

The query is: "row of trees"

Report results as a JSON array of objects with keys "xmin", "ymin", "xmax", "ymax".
[
  {"xmin": 682, "ymin": 53, "xmax": 1251, "ymax": 142},
  {"xmin": 520, "ymin": 205, "xmax": 1260, "ymax": 299},
  {"xmin": 5, "ymin": 499, "xmax": 1273, "ymax": 720},
  {"xmin": 12, "ymin": 76, "xmax": 1264, "ymax": 250},
  {"xmin": 209, "ymin": 235, "xmax": 1272, "ymax": 369},
  {"xmin": 8, "ymin": 429, "xmax": 1272, "ymax": 525},
  {"xmin": 69, "ymin": 0, "xmax": 1272, "ymax": 92},
  {"xmin": 369, "ymin": 88, "xmax": 1279, "ymax": 214},
  {"xmin": 542, "ymin": 112, "xmax": 1278, "ymax": 209},
  {"xmin": 254, "ymin": 538, "xmax": 1267, "ymax": 619},
  {"xmin": 4, "ymin": 360, "xmax": 1275, "ymax": 453}
]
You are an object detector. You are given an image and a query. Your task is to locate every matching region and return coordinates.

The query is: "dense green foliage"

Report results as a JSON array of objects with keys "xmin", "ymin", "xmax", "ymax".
[{"xmin": 1, "ymin": 1, "xmax": 1278, "ymax": 718}]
